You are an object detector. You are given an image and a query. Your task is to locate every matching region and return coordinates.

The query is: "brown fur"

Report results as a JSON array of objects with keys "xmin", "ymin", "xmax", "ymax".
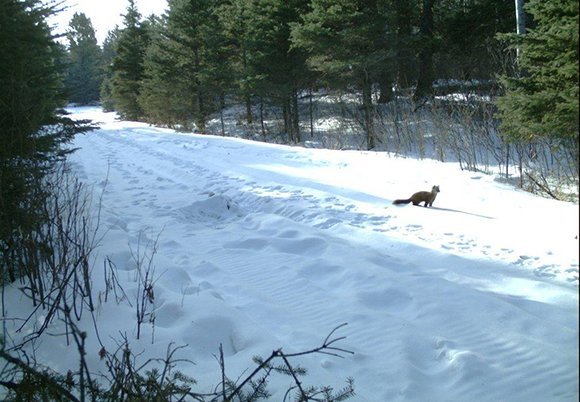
[{"xmin": 393, "ymin": 185, "xmax": 440, "ymax": 207}]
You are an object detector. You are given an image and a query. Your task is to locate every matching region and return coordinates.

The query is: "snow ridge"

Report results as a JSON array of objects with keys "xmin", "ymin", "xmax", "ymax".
[{"xmin": 36, "ymin": 107, "xmax": 580, "ymax": 400}]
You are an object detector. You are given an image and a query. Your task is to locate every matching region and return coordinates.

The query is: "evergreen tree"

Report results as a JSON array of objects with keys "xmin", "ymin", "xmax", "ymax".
[
  {"xmin": 138, "ymin": 15, "xmax": 183, "ymax": 127},
  {"xmin": 391, "ymin": 0, "xmax": 418, "ymax": 91},
  {"xmin": 110, "ymin": 0, "xmax": 150, "ymax": 120},
  {"xmin": 1, "ymin": 0, "xmax": 63, "ymax": 141},
  {"xmin": 414, "ymin": 0, "xmax": 435, "ymax": 100},
  {"xmin": 139, "ymin": 0, "xmax": 220, "ymax": 130},
  {"xmin": 217, "ymin": 0, "xmax": 257, "ymax": 124},
  {"xmin": 497, "ymin": 0, "xmax": 579, "ymax": 166},
  {"xmin": 437, "ymin": 0, "xmax": 515, "ymax": 82},
  {"xmin": 100, "ymin": 27, "xmax": 120, "ymax": 111},
  {"xmin": 244, "ymin": 0, "xmax": 311, "ymax": 142},
  {"xmin": 65, "ymin": 12, "xmax": 103, "ymax": 104},
  {"xmin": 291, "ymin": 0, "xmax": 390, "ymax": 149},
  {"xmin": 204, "ymin": 2, "xmax": 238, "ymax": 135},
  {"xmin": 0, "ymin": 0, "xmax": 91, "ymax": 280}
]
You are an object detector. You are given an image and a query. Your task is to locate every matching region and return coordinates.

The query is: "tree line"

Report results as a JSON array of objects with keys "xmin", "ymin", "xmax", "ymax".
[
  {"xmin": 65, "ymin": 0, "xmax": 577, "ymax": 180},
  {"xmin": 69, "ymin": 0, "xmax": 518, "ymax": 134},
  {"xmin": 1, "ymin": 0, "xmax": 93, "ymax": 283}
]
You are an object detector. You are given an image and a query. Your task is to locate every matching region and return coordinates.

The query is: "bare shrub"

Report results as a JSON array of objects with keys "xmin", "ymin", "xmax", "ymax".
[{"xmin": 2, "ymin": 163, "xmax": 101, "ymax": 349}]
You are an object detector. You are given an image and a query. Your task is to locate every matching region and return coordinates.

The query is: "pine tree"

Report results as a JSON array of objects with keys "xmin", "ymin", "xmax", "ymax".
[
  {"xmin": 391, "ymin": 0, "xmax": 418, "ymax": 91},
  {"xmin": 291, "ymin": 0, "xmax": 390, "ymax": 149},
  {"xmin": 198, "ymin": 0, "xmax": 236, "ymax": 134},
  {"xmin": 437, "ymin": 0, "xmax": 515, "ymax": 82},
  {"xmin": 497, "ymin": 0, "xmax": 579, "ymax": 166},
  {"xmin": 65, "ymin": 12, "xmax": 103, "ymax": 104},
  {"xmin": 1, "ymin": 0, "xmax": 92, "ymax": 280},
  {"xmin": 100, "ymin": 28, "xmax": 120, "ymax": 111},
  {"xmin": 243, "ymin": 0, "xmax": 311, "ymax": 142},
  {"xmin": 139, "ymin": 0, "xmax": 220, "ymax": 130},
  {"xmin": 138, "ymin": 15, "xmax": 183, "ymax": 127},
  {"xmin": 217, "ymin": 0, "xmax": 257, "ymax": 124},
  {"xmin": 414, "ymin": 0, "xmax": 435, "ymax": 100},
  {"xmin": 1, "ymin": 0, "xmax": 63, "ymax": 141},
  {"xmin": 110, "ymin": 0, "xmax": 150, "ymax": 120}
]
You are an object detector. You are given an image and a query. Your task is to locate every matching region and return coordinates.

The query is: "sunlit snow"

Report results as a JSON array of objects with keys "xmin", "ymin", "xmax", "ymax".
[{"xmin": 4, "ymin": 106, "xmax": 578, "ymax": 401}]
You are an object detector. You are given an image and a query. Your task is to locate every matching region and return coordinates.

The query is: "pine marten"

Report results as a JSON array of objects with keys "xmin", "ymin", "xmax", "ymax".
[{"xmin": 393, "ymin": 185, "xmax": 440, "ymax": 207}]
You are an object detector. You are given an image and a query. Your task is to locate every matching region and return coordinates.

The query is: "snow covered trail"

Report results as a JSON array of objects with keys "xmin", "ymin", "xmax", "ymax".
[{"xmin": 62, "ymin": 107, "xmax": 578, "ymax": 401}]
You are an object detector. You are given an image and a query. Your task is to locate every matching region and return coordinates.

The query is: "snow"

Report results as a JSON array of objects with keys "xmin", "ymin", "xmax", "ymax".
[{"xmin": 4, "ymin": 106, "xmax": 579, "ymax": 401}]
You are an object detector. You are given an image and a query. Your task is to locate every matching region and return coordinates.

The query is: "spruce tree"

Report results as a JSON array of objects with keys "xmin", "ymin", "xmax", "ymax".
[
  {"xmin": 139, "ymin": 0, "xmax": 217, "ymax": 130},
  {"xmin": 204, "ymin": 2, "xmax": 237, "ymax": 135},
  {"xmin": 65, "ymin": 12, "xmax": 103, "ymax": 104},
  {"xmin": 291, "ymin": 0, "xmax": 390, "ymax": 149},
  {"xmin": 1, "ymin": 0, "xmax": 92, "ymax": 280},
  {"xmin": 1, "ymin": 0, "xmax": 63, "ymax": 141},
  {"xmin": 242, "ymin": 0, "xmax": 311, "ymax": 142},
  {"xmin": 497, "ymin": 0, "xmax": 579, "ymax": 167},
  {"xmin": 217, "ymin": 0, "xmax": 257, "ymax": 124},
  {"xmin": 100, "ymin": 28, "xmax": 120, "ymax": 111},
  {"xmin": 139, "ymin": 14, "xmax": 195, "ymax": 128},
  {"xmin": 437, "ymin": 0, "xmax": 515, "ymax": 82},
  {"xmin": 414, "ymin": 0, "xmax": 435, "ymax": 100},
  {"xmin": 110, "ymin": 0, "xmax": 150, "ymax": 120},
  {"xmin": 391, "ymin": 0, "xmax": 417, "ymax": 91},
  {"xmin": 140, "ymin": 0, "xmax": 238, "ymax": 131}
]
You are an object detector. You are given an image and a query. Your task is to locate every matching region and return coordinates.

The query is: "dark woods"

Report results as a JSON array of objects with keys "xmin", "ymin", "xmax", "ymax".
[
  {"xmin": 104, "ymin": 0, "xmax": 516, "ymax": 134},
  {"xmin": 1, "ymin": 0, "xmax": 94, "ymax": 287},
  {"xmin": 95, "ymin": 0, "xmax": 576, "ymax": 199}
]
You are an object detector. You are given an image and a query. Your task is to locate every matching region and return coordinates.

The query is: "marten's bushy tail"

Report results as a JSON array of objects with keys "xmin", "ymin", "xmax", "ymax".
[{"xmin": 393, "ymin": 199, "xmax": 411, "ymax": 205}]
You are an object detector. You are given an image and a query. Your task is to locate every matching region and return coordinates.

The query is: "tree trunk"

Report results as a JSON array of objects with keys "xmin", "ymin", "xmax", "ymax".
[
  {"xmin": 414, "ymin": 0, "xmax": 435, "ymax": 101},
  {"xmin": 309, "ymin": 88, "xmax": 314, "ymax": 138},
  {"xmin": 242, "ymin": 48, "xmax": 253, "ymax": 124},
  {"xmin": 515, "ymin": 0, "xmax": 526, "ymax": 60},
  {"xmin": 260, "ymin": 97, "xmax": 266, "ymax": 138},
  {"xmin": 362, "ymin": 76, "xmax": 375, "ymax": 150},
  {"xmin": 283, "ymin": 98, "xmax": 291, "ymax": 143},
  {"xmin": 395, "ymin": 0, "xmax": 414, "ymax": 90},
  {"xmin": 378, "ymin": 71, "xmax": 394, "ymax": 104},
  {"xmin": 219, "ymin": 92, "xmax": 226, "ymax": 136},
  {"xmin": 292, "ymin": 90, "xmax": 300, "ymax": 143},
  {"xmin": 246, "ymin": 95, "xmax": 253, "ymax": 124},
  {"xmin": 194, "ymin": 48, "xmax": 206, "ymax": 131},
  {"xmin": 515, "ymin": 0, "xmax": 525, "ymax": 35}
]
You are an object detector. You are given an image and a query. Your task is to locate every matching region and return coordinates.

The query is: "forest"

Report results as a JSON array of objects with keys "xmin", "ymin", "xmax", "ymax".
[
  {"xmin": 0, "ymin": 0, "xmax": 578, "ymax": 399},
  {"xmin": 60, "ymin": 0, "xmax": 578, "ymax": 201}
]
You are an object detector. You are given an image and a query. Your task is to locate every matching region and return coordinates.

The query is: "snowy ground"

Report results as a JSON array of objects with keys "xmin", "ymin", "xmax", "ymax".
[{"xmin": 5, "ymin": 106, "xmax": 579, "ymax": 401}]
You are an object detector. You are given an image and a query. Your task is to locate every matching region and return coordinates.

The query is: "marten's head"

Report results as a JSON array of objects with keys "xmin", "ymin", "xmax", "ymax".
[{"xmin": 432, "ymin": 185, "xmax": 440, "ymax": 193}]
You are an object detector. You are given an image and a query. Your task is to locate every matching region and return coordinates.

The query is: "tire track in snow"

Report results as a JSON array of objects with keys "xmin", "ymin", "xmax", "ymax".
[
  {"xmin": 82, "ymin": 128, "xmax": 578, "ymax": 286},
  {"xmin": 69, "ymin": 123, "xmax": 579, "ymax": 401}
]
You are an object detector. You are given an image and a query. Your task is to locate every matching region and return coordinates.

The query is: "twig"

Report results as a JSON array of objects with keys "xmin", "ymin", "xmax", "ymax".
[
  {"xmin": 279, "ymin": 351, "xmax": 307, "ymax": 399},
  {"xmin": 219, "ymin": 344, "xmax": 226, "ymax": 401},
  {"xmin": 226, "ymin": 323, "xmax": 353, "ymax": 400},
  {"xmin": 0, "ymin": 349, "xmax": 81, "ymax": 402},
  {"xmin": 284, "ymin": 323, "xmax": 354, "ymax": 359},
  {"xmin": 524, "ymin": 171, "xmax": 559, "ymax": 199}
]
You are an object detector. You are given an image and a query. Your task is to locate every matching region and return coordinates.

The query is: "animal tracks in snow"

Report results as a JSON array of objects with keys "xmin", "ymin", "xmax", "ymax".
[
  {"xmin": 224, "ymin": 232, "xmax": 329, "ymax": 257},
  {"xmin": 60, "ymin": 108, "xmax": 579, "ymax": 401},
  {"xmin": 77, "ymin": 123, "xmax": 577, "ymax": 286}
]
